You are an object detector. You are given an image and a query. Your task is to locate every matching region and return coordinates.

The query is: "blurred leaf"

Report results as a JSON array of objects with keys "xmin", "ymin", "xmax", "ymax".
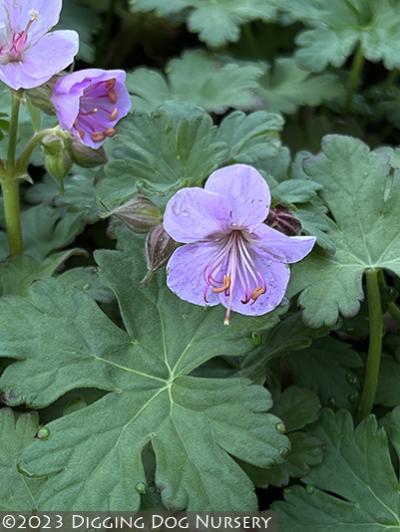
[
  {"xmin": 256, "ymin": 58, "xmax": 345, "ymax": 113},
  {"xmin": 282, "ymin": 0, "xmax": 400, "ymax": 72},
  {"xmin": 128, "ymin": 50, "xmax": 264, "ymax": 113}
]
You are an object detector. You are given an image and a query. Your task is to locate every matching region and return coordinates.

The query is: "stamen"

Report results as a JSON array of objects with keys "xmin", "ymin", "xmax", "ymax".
[
  {"xmin": 91, "ymin": 131, "xmax": 105, "ymax": 142},
  {"xmin": 251, "ymin": 287, "xmax": 266, "ymax": 303},
  {"xmin": 108, "ymin": 89, "xmax": 117, "ymax": 104},
  {"xmin": 104, "ymin": 128, "xmax": 116, "ymax": 138},
  {"xmin": 78, "ymin": 129, "xmax": 85, "ymax": 139},
  {"xmin": 212, "ymin": 275, "xmax": 231, "ymax": 294},
  {"xmin": 106, "ymin": 79, "xmax": 116, "ymax": 90},
  {"xmin": 110, "ymin": 108, "xmax": 118, "ymax": 120}
]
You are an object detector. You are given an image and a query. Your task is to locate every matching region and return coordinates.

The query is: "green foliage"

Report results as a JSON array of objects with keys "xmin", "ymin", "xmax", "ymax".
[
  {"xmin": 130, "ymin": 0, "xmax": 278, "ymax": 47},
  {"xmin": 128, "ymin": 50, "xmax": 264, "ymax": 113},
  {"xmin": 0, "ymin": 233, "xmax": 288, "ymax": 510},
  {"xmin": 275, "ymin": 409, "xmax": 400, "ymax": 531},
  {"xmin": 287, "ymin": 337, "xmax": 363, "ymax": 410},
  {"xmin": 283, "ymin": 0, "xmax": 400, "ymax": 72},
  {"xmin": 98, "ymin": 103, "xmax": 283, "ymax": 211},
  {"xmin": 256, "ymin": 58, "xmax": 345, "ymax": 113},
  {"xmin": 289, "ymin": 135, "xmax": 400, "ymax": 327},
  {"xmin": 0, "ymin": 409, "xmax": 44, "ymax": 511}
]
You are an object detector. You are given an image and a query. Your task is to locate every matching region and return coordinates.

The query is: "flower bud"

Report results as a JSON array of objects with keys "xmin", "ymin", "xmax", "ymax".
[
  {"xmin": 266, "ymin": 205, "xmax": 301, "ymax": 236},
  {"xmin": 114, "ymin": 197, "xmax": 162, "ymax": 234},
  {"xmin": 69, "ymin": 140, "xmax": 108, "ymax": 168},
  {"xmin": 145, "ymin": 224, "xmax": 177, "ymax": 274},
  {"xmin": 41, "ymin": 133, "xmax": 72, "ymax": 186}
]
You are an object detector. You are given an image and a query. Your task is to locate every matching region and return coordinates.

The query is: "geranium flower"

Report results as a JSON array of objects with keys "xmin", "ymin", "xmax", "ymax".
[
  {"xmin": 52, "ymin": 69, "xmax": 131, "ymax": 149},
  {"xmin": 0, "ymin": 0, "xmax": 79, "ymax": 90},
  {"xmin": 164, "ymin": 164, "xmax": 316, "ymax": 325}
]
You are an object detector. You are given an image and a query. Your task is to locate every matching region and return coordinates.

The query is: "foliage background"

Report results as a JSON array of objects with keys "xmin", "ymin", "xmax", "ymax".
[{"xmin": 1, "ymin": 0, "xmax": 400, "ymax": 529}]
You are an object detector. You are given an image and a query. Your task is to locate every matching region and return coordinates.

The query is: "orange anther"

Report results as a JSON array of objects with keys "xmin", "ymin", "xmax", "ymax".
[
  {"xmin": 213, "ymin": 275, "xmax": 231, "ymax": 294},
  {"xmin": 110, "ymin": 108, "xmax": 118, "ymax": 120},
  {"xmin": 91, "ymin": 131, "xmax": 105, "ymax": 142},
  {"xmin": 251, "ymin": 287, "xmax": 266, "ymax": 302}
]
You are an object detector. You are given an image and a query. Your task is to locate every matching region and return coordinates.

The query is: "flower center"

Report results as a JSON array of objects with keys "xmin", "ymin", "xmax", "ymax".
[
  {"xmin": 203, "ymin": 230, "xmax": 267, "ymax": 325},
  {"xmin": 4, "ymin": 10, "xmax": 38, "ymax": 62},
  {"xmin": 74, "ymin": 78, "xmax": 119, "ymax": 143}
]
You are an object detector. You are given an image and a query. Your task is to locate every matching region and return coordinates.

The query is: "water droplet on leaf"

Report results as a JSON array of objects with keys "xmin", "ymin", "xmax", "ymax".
[
  {"xmin": 306, "ymin": 485, "xmax": 315, "ymax": 494},
  {"xmin": 135, "ymin": 482, "xmax": 146, "ymax": 494},
  {"xmin": 327, "ymin": 396, "xmax": 336, "ymax": 408},
  {"xmin": 37, "ymin": 427, "xmax": 50, "ymax": 440},
  {"xmin": 276, "ymin": 422, "xmax": 286, "ymax": 433}
]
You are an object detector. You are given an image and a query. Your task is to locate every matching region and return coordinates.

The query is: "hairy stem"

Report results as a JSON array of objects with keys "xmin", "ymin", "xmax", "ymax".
[
  {"xmin": 16, "ymin": 127, "xmax": 60, "ymax": 174},
  {"xmin": 356, "ymin": 269, "xmax": 383, "ymax": 422},
  {"xmin": 346, "ymin": 43, "xmax": 365, "ymax": 110},
  {"xmin": 2, "ymin": 90, "xmax": 23, "ymax": 255}
]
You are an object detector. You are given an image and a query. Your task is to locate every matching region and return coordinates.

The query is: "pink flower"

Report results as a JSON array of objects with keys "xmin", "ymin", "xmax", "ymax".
[
  {"xmin": 164, "ymin": 164, "xmax": 316, "ymax": 325},
  {"xmin": 52, "ymin": 69, "xmax": 131, "ymax": 149},
  {"xmin": 0, "ymin": 0, "xmax": 79, "ymax": 90}
]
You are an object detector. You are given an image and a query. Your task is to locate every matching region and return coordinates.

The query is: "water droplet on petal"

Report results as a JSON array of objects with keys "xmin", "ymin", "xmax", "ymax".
[
  {"xmin": 172, "ymin": 202, "xmax": 181, "ymax": 215},
  {"xmin": 181, "ymin": 210, "xmax": 189, "ymax": 217},
  {"xmin": 267, "ymin": 260, "xmax": 272, "ymax": 265}
]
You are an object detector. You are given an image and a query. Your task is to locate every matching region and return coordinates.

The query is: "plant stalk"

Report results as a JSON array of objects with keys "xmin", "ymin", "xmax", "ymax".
[
  {"xmin": 2, "ymin": 90, "xmax": 23, "ymax": 255},
  {"xmin": 346, "ymin": 43, "xmax": 365, "ymax": 110},
  {"xmin": 356, "ymin": 269, "xmax": 383, "ymax": 422}
]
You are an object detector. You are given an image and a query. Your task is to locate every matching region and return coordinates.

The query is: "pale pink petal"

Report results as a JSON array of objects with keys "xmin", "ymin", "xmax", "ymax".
[
  {"xmin": 167, "ymin": 243, "xmax": 222, "ymax": 307},
  {"xmin": 164, "ymin": 188, "xmax": 232, "ymax": 243},
  {"xmin": 205, "ymin": 164, "xmax": 271, "ymax": 231}
]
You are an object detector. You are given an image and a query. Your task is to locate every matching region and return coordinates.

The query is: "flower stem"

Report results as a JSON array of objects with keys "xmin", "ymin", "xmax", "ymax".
[
  {"xmin": 346, "ymin": 43, "xmax": 365, "ymax": 110},
  {"xmin": 356, "ymin": 269, "xmax": 383, "ymax": 423},
  {"xmin": 388, "ymin": 301, "xmax": 400, "ymax": 322},
  {"xmin": 2, "ymin": 90, "xmax": 23, "ymax": 255},
  {"xmin": 16, "ymin": 127, "xmax": 59, "ymax": 174}
]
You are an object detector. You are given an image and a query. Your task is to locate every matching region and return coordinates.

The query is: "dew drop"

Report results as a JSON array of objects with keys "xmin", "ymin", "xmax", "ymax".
[
  {"xmin": 327, "ymin": 396, "xmax": 336, "ymax": 408},
  {"xmin": 267, "ymin": 260, "xmax": 272, "ymax": 265},
  {"xmin": 181, "ymin": 210, "xmax": 189, "ymax": 217},
  {"xmin": 346, "ymin": 372, "xmax": 358, "ymax": 386},
  {"xmin": 284, "ymin": 488, "xmax": 292, "ymax": 495},
  {"xmin": 83, "ymin": 283, "xmax": 90, "ymax": 290},
  {"xmin": 37, "ymin": 427, "xmax": 50, "ymax": 440},
  {"xmin": 250, "ymin": 332, "xmax": 262, "ymax": 347},
  {"xmin": 348, "ymin": 390, "xmax": 359, "ymax": 404},
  {"xmin": 172, "ymin": 202, "xmax": 181, "ymax": 215},
  {"xmin": 305, "ymin": 484, "xmax": 315, "ymax": 495},
  {"xmin": 276, "ymin": 422, "xmax": 286, "ymax": 433},
  {"xmin": 135, "ymin": 482, "xmax": 146, "ymax": 494}
]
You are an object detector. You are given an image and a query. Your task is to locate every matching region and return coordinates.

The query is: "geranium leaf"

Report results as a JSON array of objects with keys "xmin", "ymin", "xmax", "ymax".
[
  {"xmin": 289, "ymin": 134, "xmax": 400, "ymax": 327},
  {"xmin": 256, "ymin": 58, "xmax": 344, "ymax": 113},
  {"xmin": 128, "ymin": 50, "xmax": 264, "ymax": 113},
  {"xmin": 283, "ymin": 0, "xmax": 400, "ymax": 72},
  {"xmin": 0, "ymin": 251, "xmax": 83, "ymax": 297},
  {"xmin": 0, "ymin": 206, "xmax": 85, "ymax": 261},
  {"xmin": 274, "ymin": 409, "xmax": 400, "ymax": 531},
  {"xmin": 0, "ymin": 232, "xmax": 288, "ymax": 511},
  {"xmin": 58, "ymin": 0, "xmax": 100, "ymax": 62},
  {"xmin": 287, "ymin": 337, "xmax": 363, "ymax": 410},
  {"xmin": 0, "ymin": 409, "xmax": 44, "ymax": 511},
  {"xmin": 130, "ymin": 0, "xmax": 278, "ymax": 47}
]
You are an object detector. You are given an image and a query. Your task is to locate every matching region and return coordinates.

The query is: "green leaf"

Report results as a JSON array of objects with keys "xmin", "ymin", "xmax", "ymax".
[
  {"xmin": 214, "ymin": 110, "xmax": 284, "ymax": 164},
  {"xmin": 58, "ymin": 267, "xmax": 114, "ymax": 304},
  {"xmin": 272, "ymin": 386, "xmax": 321, "ymax": 432},
  {"xmin": 98, "ymin": 103, "xmax": 228, "ymax": 211},
  {"xmin": 256, "ymin": 58, "xmax": 345, "ymax": 113},
  {"xmin": 0, "ymin": 233, "xmax": 288, "ymax": 510},
  {"xmin": 58, "ymin": 0, "xmax": 100, "ymax": 62},
  {"xmin": 0, "ymin": 409, "xmax": 44, "ymax": 511},
  {"xmin": 128, "ymin": 50, "xmax": 264, "ymax": 113},
  {"xmin": 376, "ymin": 351, "xmax": 400, "ymax": 407},
  {"xmin": 131, "ymin": 0, "xmax": 278, "ymax": 47},
  {"xmin": 287, "ymin": 337, "xmax": 363, "ymax": 410},
  {"xmin": 274, "ymin": 409, "xmax": 400, "ymax": 531},
  {"xmin": 273, "ymin": 180, "xmax": 323, "ymax": 205},
  {"xmin": 0, "ymin": 206, "xmax": 85, "ymax": 261},
  {"xmin": 289, "ymin": 135, "xmax": 400, "ymax": 328},
  {"xmin": 0, "ymin": 251, "xmax": 82, "ymax": 297},
  {"xmin": 284, "ymin": 0, "xmax": 400, "ymax": 72},
  {"xmin": 242, "ymin": 387, "xmax": 323, "ymax": 488}
]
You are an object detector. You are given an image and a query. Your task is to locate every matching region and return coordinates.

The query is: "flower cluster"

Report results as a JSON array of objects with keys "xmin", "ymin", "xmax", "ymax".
[{"xmin": 0, "ymin": 0, "xmax": 131, "ymax": 147}]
